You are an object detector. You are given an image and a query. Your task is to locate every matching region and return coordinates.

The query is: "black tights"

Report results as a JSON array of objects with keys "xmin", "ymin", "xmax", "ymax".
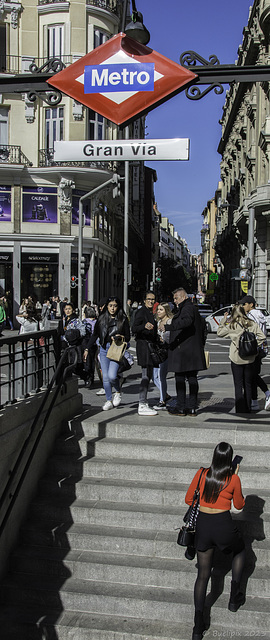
[{"xmin": 194, "ymin": 547, "xmax": 246, "ymax": 611}]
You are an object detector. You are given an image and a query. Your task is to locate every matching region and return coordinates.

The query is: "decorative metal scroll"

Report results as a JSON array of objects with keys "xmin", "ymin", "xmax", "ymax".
[
  {"xmin": 29, "ymin": 57, "xmax": 66, "ymax": 74},
  {"xmin": 26, "ymin": 57, "xmax": 66, "ymax": 105},
  {"xmin": 27, "ymin": 88, "xmax": 63, "ymax": 106},
  {"xmin": 180, "ymin": 50, "xmax": 224, "ymax": 100}
]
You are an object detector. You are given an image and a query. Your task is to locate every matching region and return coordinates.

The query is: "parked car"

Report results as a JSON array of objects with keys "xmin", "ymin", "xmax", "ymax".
[{"xmin": 206, "ymin": 305, "xmax": 270, "ymax": 333}]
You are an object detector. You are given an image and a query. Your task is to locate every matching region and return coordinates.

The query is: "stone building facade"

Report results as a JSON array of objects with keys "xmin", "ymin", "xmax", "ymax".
[
  {"xmin": 215, "ymin": 0, "xmax": 270, "ymax": 306},
  {"xmin": 0, "ymin": 0, "xmax": 149, "ymax": 317}
]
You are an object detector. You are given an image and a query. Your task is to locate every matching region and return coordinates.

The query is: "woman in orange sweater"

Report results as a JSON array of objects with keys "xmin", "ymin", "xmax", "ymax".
[{"xmin": 185, "ymin": 442, "xmax": 245, "ymax": 640}]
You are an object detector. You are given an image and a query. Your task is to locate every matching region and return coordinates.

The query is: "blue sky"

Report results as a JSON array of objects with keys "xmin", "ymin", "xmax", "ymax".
[{"xmin": 141, "ymin": 0, "xmax": 252, "ymax": 254}]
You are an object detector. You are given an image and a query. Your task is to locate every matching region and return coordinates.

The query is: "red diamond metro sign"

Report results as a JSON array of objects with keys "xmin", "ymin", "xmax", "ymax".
[{"xmin": 47, "ymin": 33, "xmax": 197, "ymax": 126}]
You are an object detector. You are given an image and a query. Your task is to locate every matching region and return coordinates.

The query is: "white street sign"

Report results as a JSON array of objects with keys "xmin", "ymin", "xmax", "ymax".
[{"xmin": 54, "ymin": 138, "xmax": 189, "ymax": 162}]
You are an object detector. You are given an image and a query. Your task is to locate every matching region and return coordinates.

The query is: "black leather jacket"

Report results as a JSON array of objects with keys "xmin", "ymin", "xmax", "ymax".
[{"xmin": 86, "ymin": 313, "xmax": 130, "ymax": 349}]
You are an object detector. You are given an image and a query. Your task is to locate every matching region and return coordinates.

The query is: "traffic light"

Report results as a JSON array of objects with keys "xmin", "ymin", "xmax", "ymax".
[
  {"xmin": 80, "ymin": 256, "xmax": 87, "ymax": 276},
  {"xmin": 70, "ymin": 275, "xmax": 78, "ymax": 288},
  {"xmin": 155, "ymin": 266, "xmax": 161, "ymax": 282},
  {"xmin": 112, "ymin": 173, "xmax": 121, "ymax": 198}
]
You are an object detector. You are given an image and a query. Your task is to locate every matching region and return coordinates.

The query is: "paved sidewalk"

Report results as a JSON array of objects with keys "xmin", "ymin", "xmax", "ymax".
[{"xmin": 78, "ymin": 360, "xmax": 270, "ymax": 424}]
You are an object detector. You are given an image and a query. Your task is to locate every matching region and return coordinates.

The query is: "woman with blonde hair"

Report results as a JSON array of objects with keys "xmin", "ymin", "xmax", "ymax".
[
  {"xmin": 153, "ymin": 302, "xmax": 174, "ymax": 410},
  {"xmin": 217, "ymin": 303, "xmax": 265, "ymax": 413}
]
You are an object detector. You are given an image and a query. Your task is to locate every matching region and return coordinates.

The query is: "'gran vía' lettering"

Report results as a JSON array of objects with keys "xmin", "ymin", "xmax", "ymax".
[{"xmin": 83, "ymin": 143, "xmax": 157, "ymax": 157}]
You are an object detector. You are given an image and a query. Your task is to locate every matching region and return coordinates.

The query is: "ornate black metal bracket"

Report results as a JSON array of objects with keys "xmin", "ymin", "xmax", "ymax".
[
  {"xmin": 180, "ymin": 50, "xmax": 270, "ymax": 100},
  {"xmin": 180, "ymin": 51, "xmax": 224, "ymax": 100},
  {"xmin": 26, "ymin": 57, "xmax": 66, "ymax": 106}
]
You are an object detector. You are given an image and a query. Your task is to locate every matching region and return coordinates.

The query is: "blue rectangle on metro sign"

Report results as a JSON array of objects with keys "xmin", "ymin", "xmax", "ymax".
[{"xmin": 84, "ymin": 63, "xmax": 155, "ymax": 94}]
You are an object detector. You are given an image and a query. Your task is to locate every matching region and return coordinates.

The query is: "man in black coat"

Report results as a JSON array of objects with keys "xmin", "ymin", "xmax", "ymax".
[
  {"xmin": 161, "ymin": 288, "xmax": 206, "ymax": 416},
  {"xmin": 132, "ymin": 291, "xmax": 160, "ymax": 416}
]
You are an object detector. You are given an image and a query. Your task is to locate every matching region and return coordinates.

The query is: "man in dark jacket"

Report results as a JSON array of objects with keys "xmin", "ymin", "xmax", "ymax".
[
  {"xmin": 162, "ymin": 288, "xmax": 206, "ymax": 416},
  {"xmin": 132, "ymin": 291, "xmax": 160, "ymax": 416}
]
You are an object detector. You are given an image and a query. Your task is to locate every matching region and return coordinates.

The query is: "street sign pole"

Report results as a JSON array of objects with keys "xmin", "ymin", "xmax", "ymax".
[{"xmin": 123, "ymin": 127, "xmax": 129, "ymax": 313}]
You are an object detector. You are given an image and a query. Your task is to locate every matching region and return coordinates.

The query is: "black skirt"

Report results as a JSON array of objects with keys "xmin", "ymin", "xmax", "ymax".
[{"xmin": 195, "ymin": 511, "xmax": 244, "ymax": 554}]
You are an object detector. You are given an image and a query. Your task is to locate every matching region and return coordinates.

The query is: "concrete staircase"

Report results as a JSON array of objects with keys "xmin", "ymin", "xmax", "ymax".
[{"xmin": 0, "ymin": 408, "xmax": 269, "ymax": 640}]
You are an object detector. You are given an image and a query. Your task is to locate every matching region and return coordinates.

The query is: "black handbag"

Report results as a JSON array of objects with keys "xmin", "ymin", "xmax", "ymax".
[
  {"xmin": 177, "ymin": 468, "xmax": 205, "ymax": 548},
  {"xmin": 148, "ymin": 341, "xmax": 168, "ymax": 366}
]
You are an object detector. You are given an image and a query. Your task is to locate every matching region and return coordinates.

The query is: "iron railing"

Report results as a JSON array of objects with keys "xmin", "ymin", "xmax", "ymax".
[
  {"xmin": 0, "ymin": 55, "xmax": 72, "ymax": 75},
  {"xmin": 0, "ymin": 329, "xmax": 61, "ymax": 409},
  {"xmin": 86, "ymin": 0, "xmax": 118, "ymax": 14},
  {"xmin": 39, "ymin": 147, "xmax": 112, "ymax": 170},
  {"xmin": 0, "ymin": 145, "xmax": 32, "ymax": 167}
]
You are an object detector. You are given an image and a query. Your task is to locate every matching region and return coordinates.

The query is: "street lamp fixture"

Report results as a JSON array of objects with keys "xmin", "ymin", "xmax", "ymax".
[{"xmin": 124, "ymin": 0, "xmax": 150, "ymax": 45}]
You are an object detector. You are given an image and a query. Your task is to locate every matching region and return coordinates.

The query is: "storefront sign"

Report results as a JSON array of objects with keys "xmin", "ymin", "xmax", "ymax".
[
  {"xmin": 0, "ymin": 186, "xmax": 11, "ymax": 222},
  {"xmin": 72, "ymin": 189, "xmax": 91, "ymax": 226},
  {"xmin": 47, "ymin": 33, "xmax": 197, "ymax": 125},
  {"xmin": 22, "ymin": 186, "xmax": 58, "ymax": 223},
  {"xmin": 54, "ymin": 138, "xmax": 189, "ymax": 162}
]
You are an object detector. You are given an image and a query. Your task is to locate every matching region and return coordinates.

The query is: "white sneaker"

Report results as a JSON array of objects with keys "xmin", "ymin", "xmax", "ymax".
[
  {"xmin": 265, "ymin": 395, "xmax": 270, "ymax": 411},
  {"xmin": 96, "ymin": 388, "xmax": 106, "ymax": 395},
  {"xmin": 113, "ymin": 392, "xmax": 121, "ymax": 407},
  {"xmin": 102, "ymin": 400, "xmax": 113, "ymax": 411},
  {"xmin": 251, "ymin": 400, "xmax": 260, "ymax": 411},
  {"xmin": 138, "ymin": 403, "xmax": 158, "ymax": 416}
]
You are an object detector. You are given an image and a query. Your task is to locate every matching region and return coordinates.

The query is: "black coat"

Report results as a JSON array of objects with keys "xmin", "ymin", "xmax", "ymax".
[
  {"xmin": 166, "ymin": 298, "xmax": 206, "ymax": 373},
  {"xmin": 132, "ymin": 304, "xmax": 158, "ymax": 367}
]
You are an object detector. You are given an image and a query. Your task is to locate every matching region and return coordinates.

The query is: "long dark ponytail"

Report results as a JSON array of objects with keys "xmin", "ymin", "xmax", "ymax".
[{"xmin": 202, "ymin": 441, "xmax": 233, "ymax": 504}]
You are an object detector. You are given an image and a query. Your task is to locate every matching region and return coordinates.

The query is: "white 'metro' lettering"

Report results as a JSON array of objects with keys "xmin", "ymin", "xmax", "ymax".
[{"xmin": 91, "ymin": 68, "xmax": 150, "ymax": 87}]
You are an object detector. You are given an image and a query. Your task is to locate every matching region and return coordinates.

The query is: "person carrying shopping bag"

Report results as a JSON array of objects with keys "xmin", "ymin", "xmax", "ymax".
[{"xmin": 83, "ymin": 297, "xmax": 130, "ymax": 411}]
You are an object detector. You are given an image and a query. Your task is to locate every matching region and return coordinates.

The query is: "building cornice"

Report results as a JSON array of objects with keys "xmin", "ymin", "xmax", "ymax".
[{"xmin": 37, "ymin": 2, "xmax": 69, "ymax": 14}]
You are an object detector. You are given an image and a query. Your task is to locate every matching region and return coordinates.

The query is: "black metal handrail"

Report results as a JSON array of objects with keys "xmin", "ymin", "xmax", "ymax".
[
  {"xmin": 0, "ymin": 329, "xmax": 60, "ymax": 408},
  {"xmin": 0, "ymin": 344, "xmax": 78, "ymax": 537}
]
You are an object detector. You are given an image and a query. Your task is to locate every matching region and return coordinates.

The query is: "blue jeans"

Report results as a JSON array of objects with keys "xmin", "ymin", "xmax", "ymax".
[{"xmin": 99, "ymin": 343, "xmax": 120, "ymax": 401}]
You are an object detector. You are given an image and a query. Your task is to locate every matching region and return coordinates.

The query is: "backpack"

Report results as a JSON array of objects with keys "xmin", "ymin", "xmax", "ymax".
[{"xmin": 238, "ymin": 329, "xmax": 258, "ymax": 358}]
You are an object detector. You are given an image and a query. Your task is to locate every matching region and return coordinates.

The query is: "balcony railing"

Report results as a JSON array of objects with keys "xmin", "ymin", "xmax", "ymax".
[
  {"xmin": 86, "ymin": 0, "xmax": 118, "ymax": 14},
  {"xmin": 39, "ymin": 148, "xmax": 113, "ymax": 171},
  {"xmin": 0, "ymin": 55, "xmax": 72, "ymax": 75},
  {"xmin": 0, "ymin": 145, "xmax": 32, "ymax": 167},
  {"xmin": 38, "ymin": 0, "xmax": 69, "ymax": 3}
]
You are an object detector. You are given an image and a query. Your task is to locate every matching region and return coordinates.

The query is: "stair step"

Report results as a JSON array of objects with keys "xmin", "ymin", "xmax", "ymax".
[
  {"xmin": 70, "ymin": 415, "xmax": 270, "ymax": 446},
  {"xmin": 10, "ymin": 546, "xmax": 270, "ymax": 596},
  {"xmin": 1, "ymin": 607, "xmax": 268, "ymax": 640},
  {"xmin": 28, "ymin": 493, "xmax": 270, "ymax": 539},
  {"xmin": 56, "ymin": 434, "xmax": 270, "ymax": 468},
  {"xmin": 39, "ymin": 471, "xmax": 270, "ymax": 512},
  {"xmin": 21, "ymin": 521, "xmax": 270, "ymax": 568},
  {"xmin": 47, "ymin": 454, "xmax": 270, "ymax": 489},
  {"xmin": 1, "ymin": 575, "xmax": 269, "ymax": 632}
]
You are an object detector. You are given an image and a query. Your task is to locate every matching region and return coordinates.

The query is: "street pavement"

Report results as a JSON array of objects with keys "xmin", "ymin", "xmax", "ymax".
[{"xmin": 79, "ymin": 333, "xmax": 270, "ymax": 419}]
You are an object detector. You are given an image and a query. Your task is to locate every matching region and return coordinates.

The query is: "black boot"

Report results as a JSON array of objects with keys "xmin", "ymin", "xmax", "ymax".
[
  {"xmin": 192, "ymin": 610, "xmax": 205, "ymax": 640},
  {"xmin": 228, "ymin": 580, "xmax": 245, "ymax": 612}
]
